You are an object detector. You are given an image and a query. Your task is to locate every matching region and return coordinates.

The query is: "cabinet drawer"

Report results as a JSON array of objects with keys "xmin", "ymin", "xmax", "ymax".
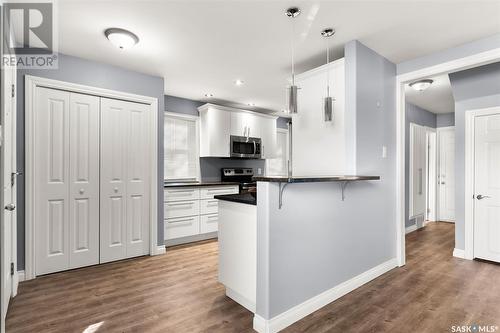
[
  {"xmin": 164, "ymin": 216, "xmax": 200, "ymax": 240},
  {"xmin": 164, "ymin": 187, "xmax": 200, "ymax": 202},
  {"xmin": 201, "ymin": 214, "xmax": 218, "ymax": 234},
  {"xmin": 200, "ymin": 186, "xmax": 239, "ymax": 199},
  {"xmin": 164, "ymin": 200, "xmax": 200, "ymax": 219},
  {"xmin": 200, "ymin": 199, "xmax": 219, "ymax": 215}
]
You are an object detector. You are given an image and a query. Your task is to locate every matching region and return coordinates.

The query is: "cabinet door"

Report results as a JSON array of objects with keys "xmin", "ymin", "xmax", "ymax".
[
  {"xmin": 199, "ymin": 108, "xmax": 230, "ymax": 157},
  {"xmin": 35, "ymin": 88, "xmax": 71, "ymax": 275},
  {"xmin": 230, "ymin": 112, "xmax": 248, "ymax": 137},
  {"xmin": 259, "ymin": 117, "xmax": 277, "ymax": 159},
  {"xmin": 100, "ymin": 98, "xmax": 151, "ymax": 263},
  {"xmin": 68, "ymin": 93, "xmax": 100, "ymax": 269}
]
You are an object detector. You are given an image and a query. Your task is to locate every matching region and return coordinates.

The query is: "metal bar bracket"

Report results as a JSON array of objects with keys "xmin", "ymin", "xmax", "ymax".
[
  {"xmin": 278, "ymin": 182, "xmax": 289, "ymax": 209},
  {"xmin": 340, "ymin": 181, "xmax": 349, "ymax": 201}
]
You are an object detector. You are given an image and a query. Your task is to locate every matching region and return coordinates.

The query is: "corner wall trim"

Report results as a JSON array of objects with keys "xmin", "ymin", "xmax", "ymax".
[
  {"xmin": 17, "ymin": 270, "xmax": 25, "ymax": 282},
  {"xmin": 252, "ymin": 258, "xmax": 398, "ymax": 333},
  {"xmin": 453, "ymin": 248, "xmax": 466, "ymax": 259},
  {"xmin": 405, "ymin": 224, "xmax": 418, "ymax": 234},
  {"xmin": 155, "ymin": 245, "xmax": 166, "ymax": 255}
]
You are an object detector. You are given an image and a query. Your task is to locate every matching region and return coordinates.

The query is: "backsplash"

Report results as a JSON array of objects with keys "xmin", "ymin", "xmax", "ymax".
[{"xmin": 200, "ymin": 157, "xmax": 266, "ymax": 181}]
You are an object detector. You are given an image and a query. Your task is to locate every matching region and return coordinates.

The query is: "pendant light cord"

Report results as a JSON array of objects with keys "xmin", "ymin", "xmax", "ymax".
[
  {"xmin": 326, "ymin": 38, "xmax": 330, "ymax": 97},
  {"xmin": 291, "ymin": 19, "xmax": 295, "ymax": 86}
]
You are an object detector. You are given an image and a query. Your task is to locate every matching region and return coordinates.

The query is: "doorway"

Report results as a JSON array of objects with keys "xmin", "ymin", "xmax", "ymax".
[{"xmin": 464, "ymin": 107, "xmax": 500, "ymax": 262}]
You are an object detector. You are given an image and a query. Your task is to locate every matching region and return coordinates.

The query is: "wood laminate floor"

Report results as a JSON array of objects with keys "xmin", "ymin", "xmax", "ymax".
[{"xmin": 6, "ymin": 222, "xmax": 500, "ymax": 332}]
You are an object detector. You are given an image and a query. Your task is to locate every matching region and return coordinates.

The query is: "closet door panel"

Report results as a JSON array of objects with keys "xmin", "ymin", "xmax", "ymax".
[
  {"xmin": 100, "ymin": 98, "xmax": 128, "ymax": 263},
  {"xmin": 69, "ymin": 93, "xmax": 100, "ymax": 269},
  {"xmin": 126, "ymin": 103, "xmax": 150, "ymax": 257},
  {"xmin": 35, "ymin": 88, "xmax": 71, "ymax": 275}
]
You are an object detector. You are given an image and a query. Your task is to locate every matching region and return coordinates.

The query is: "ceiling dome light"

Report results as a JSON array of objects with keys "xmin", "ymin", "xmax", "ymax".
[
  {"xmin": 104, "ymin": 28, "xmax": 139, "ymax": 50},
  {"xmin": 409, "ymin": 79, "xmax": 433, "ymax": 91}
]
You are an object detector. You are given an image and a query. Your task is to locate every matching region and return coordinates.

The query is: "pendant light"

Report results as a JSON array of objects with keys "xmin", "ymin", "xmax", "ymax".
[
  {"xmin": 321, "ymin": 28, "xmax": 335, "ymax": 122},
  {"xmin": 285, "ymin": 7, "xmax": 300, "ymax": 114}
]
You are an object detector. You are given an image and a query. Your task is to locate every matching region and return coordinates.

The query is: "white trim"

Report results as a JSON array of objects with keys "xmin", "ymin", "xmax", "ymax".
[
  {"xmin": 16, "ymin": 271, "xmax": 25, "ymax": 283},
  {"xmin": 156, "ymin": 245, "xmax": 166, "ymax": 255},
  {"xmin": 453, "ymin": 248, "xmax": 466, "ymax": 259},
  {"xmin": 24, "ymin": 75, "xmax": 159, "ymax": 280},
  {"xmin": 395, "ymin": 47, "xmax": 500, "ymax": 268},
  {"xmin": 253, "ymin": 258, "xmax": 398, "ymax": 333},
  {"xmin": 464, "ymin": 106, "xmax": 500, "ymax": 261},
  {"xmin": 405, "ymin": 224, "xmax": 418, "ymax": 234},
  {"xmin": 197, "ymin": 103, "xmax": 278, "ymax": 119},
  {"xmin": 295, "ymin": 58, "xmax": 345, "ymax": 81},
  {"xmin": 164, "ymin": 111, "xmax": 199, "ymax": 121},
  {"xmin": 226, "ymin": 287, "xmax": 255, "ymax": 313}
]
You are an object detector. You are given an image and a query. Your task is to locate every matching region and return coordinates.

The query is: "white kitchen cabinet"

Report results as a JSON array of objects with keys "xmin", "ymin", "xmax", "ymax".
[
  {"xmin": 164, "ymin": 185, "xmax": 239, "ymax": 243},
  {"xmin": 230, "ymin": 112, "xmax": 261, "ymax": 139},
  {"xmin": 199, "ymin": 105, "xmax": 231, "ymax": 157},
  {"xmin": 198, "ymin": 104, "xmax": 278, "ymax": 159},
  {"xmin": 258, "ymin": 116, "xmax": 277, "ymax": 158}
]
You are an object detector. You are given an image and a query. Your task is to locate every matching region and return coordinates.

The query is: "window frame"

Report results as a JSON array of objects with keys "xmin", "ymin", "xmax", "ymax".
[{"xmin": 163, "ymin": 111, "xmax": 201, "ymax": 182}]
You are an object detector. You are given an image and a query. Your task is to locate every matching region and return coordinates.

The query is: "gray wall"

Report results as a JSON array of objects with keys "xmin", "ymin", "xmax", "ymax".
[
  {"xmin": 405, "ymin": 103, "xmax": 436, "ymax": 228},
  {"xmin": 256, "ymin": 40, "xmax": 397, "ymax": 319},
  {"xmin": 164, "ymin": 94, "xmax": 287, "ymax": 180},
  {"xmin": 436, "ymin": 112, "xmax": 455, "ymax": 127},
  {"xmin": 16, "ymin": 53, "xmax": 165, "ymax": 270},
  {"xmin": 397, "ymin": 34, "xmax": 500, "ymax": 74},
  {"xmin": 449, "ymin": 62, "xmax": 500, "ymax": 250}
]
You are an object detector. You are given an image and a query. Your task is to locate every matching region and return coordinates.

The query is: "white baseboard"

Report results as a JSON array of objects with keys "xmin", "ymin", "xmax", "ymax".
[
  {"xmin": 405, "ymin": 224, "xmax": 418, "ymax": 234},
  {"xmin": 453, "ymin": 248, "xmax": 465, "ymax": 259},
  {"xmin": 17, "ymin": 270, "xmax": 25, "ymax": 282},
  {"xmin": 226, "ymin": 287, "xmax": 255, "ymax": 313},
  {"xmin": 253, "ymin": 258, "xmax": 398, "ymax": 333},
  {"xmin": 155, "ymin": 245, "xmax": 166, "ymax": 255}
]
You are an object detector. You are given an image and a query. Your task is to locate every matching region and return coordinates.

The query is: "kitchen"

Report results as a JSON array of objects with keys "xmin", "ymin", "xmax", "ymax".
[{"xmin": 2, "ymin": 1, "xmax": 500, "ymax": 333}]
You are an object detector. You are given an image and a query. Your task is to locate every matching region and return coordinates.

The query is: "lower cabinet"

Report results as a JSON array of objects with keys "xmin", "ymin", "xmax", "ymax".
[{"xmin": 164, "ymin": 185, "xmax": 239, "ymax": 243}]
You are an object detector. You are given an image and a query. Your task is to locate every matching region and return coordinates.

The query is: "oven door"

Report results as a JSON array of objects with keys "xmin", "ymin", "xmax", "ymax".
[{"xmin": 230, "ymin": 136, "xmax": 261, "ymax": 158}]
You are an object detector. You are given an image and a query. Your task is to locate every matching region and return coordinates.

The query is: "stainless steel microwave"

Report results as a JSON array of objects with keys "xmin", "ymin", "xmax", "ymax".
[{"xmin": 230, "ymin": 135, "xmax": 262, "ymax": 159}]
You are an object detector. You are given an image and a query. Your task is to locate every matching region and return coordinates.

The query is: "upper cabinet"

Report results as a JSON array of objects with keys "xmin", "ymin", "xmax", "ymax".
[{"xmin": 198, "ymin": 104, "xmax": 278, "ymax": 159}]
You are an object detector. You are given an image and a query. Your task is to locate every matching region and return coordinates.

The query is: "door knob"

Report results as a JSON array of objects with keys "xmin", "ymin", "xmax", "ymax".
[
  {"xmin": 476, "ymin": 194, "xmax": 491, "ymax": 200},
  {"xmin": 4, "ymin": 203, "xmax": 16, "ymax": 211},
  {"xmin": 79, "ymin": 188, "xmax": 85, "ymax": 194},
  {"xmin": 114, "ymin": 187, "xmax": 118, "ymax": 193}
]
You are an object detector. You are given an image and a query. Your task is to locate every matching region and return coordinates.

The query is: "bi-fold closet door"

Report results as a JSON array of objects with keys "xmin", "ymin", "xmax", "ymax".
[
  {"xmin": 35, "ymin": 88, "xmax": 150, "ymax": 276},
  {"xmin": 409, "ymin": 123, "xmax": 427, "ymax": 218}
]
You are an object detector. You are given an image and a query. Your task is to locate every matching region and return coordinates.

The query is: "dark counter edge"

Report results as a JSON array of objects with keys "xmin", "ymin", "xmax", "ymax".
[
  {"xmin": 253, "ymin": 175, "xmax": 380, "ymax": 183},
  {"xmin": 164, "ymin": 181, "xmax": 240, "ymax": 188},
  {"xmin": 214, "ymin": 193, "xmax": 256, "ymax": 206}
]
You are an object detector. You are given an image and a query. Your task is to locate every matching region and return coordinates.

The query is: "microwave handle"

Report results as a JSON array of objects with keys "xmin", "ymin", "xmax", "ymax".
[
  {"xmin": 248, "ymin": 127, "xmax": 250, "ymax": 139},
  {"xmin": 253, "ymin": 141, "xmax": 257, "ymax": 157},
  {"xmin": 244, "ymin": 126, "xmax": 247, "ymax": 138}
]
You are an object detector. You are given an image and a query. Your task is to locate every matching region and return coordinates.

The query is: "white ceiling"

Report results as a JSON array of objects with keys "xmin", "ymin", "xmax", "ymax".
[
  {"xmin": 57, "ymin": 1, "xmax": 500, "ymax": 113},
  {"xmin": 405, "ymin": 74, "xmax": 455, "ymax": 114}
]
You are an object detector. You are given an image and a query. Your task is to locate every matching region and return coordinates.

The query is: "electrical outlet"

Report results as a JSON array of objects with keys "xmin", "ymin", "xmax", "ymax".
[{"xmin": 382, "ymin": 146, "xmax": 387, "ymax": 158}]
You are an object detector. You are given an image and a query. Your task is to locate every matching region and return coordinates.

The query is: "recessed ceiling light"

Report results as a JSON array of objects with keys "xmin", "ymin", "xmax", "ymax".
[
  {"xmin": 234, "ymin": 79, "xmax": 244, "ymax": 86},
  {"xmin": 409, "ymin": 79, "xmax": 433, "ymax": 91},
  {"xmin": 247, "ymin": 103, "xmax": 255, "ymax": 106},
  {"xmin": 104, "ymin": 28, "xmax": 139, "ymax": 50},
  {"xmin": 204, "ymin": 93, "xmax": 214, "ymax": 98}
]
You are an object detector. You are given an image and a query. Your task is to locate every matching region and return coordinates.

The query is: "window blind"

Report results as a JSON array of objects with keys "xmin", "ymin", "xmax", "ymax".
[{"xmin": 164, "ymin": 115, "xmax": 199, "ymax": 181}]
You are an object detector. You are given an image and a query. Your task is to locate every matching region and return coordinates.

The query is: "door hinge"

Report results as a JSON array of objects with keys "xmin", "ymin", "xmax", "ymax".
[
  {"xmin": 11, "ymin": 84, "xmax": 15, "ymax": 98},
  {"xmin": 10, "ymin": 262, "xmax": 14, "ymax": 275}
]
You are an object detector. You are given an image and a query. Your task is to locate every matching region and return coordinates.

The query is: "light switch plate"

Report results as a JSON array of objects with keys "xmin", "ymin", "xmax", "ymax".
[
  {"xmin": 257, "ymin": 168, "xmax": 262, "ymax": 175},
  {"xmin": 382, "ymin": 146, "xmax": 387, "ymax": 158}
]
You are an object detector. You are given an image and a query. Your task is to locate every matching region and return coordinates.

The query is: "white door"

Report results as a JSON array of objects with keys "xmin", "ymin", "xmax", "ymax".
[
  {"xmin": 35, "ymin": 88, "xmax": 71, "ymax": 275},
  {"xmin": 474, "ymin": 113, "xmax": 500, "ymax": 262},
  {"xmin": 438, "ymin": 128, "xmax": 455, "ymax": 222},
  {"xmin": 100, "ymin": 98, "xmax": 150, "ymax": 263},
  {"xmin": 266, "ymin": 129, "xmax": 288, "ymax": 176},
  {"xmin": 35, "ymin": 89, "xmax": 100, "ymax": 275},
  {"xmin": 68, "ymin": 93, "xmax": 100, "ymax": 269},
  {"xmin": 409, "ymin": 123, "xmax": 427, "ymax": 218},
  {"xmin": 1, "ymin": 63, "xmax": 17, "ymax": 328}
]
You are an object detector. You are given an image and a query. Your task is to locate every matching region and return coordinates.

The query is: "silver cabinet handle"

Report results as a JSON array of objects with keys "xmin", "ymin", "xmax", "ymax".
[
  {"xmin": 4, "ymin": 204, "xmax": 15, "ymax": 211},
  {"xmin": 168, "ymin": 202, "xmax": 194, "ymax": 206},
  {"xmin": 477, "ymin": 195, "xmax": 491, "ymax": 200}
]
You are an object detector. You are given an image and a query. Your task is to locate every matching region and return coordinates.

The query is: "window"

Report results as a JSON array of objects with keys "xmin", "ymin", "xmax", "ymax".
[{"xmin": 164, "ymin": 112, "xmax": 200, "ymax": 181}]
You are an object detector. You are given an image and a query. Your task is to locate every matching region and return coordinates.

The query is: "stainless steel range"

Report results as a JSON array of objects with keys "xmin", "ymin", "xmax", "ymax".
[{"xmin": 221, "ymin": 168, "xmax": 256, "ymax": 193}]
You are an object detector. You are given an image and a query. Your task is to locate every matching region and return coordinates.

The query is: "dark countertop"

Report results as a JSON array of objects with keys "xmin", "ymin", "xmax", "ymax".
[
  {"xmin": 214, "ymin": 193, "xmax": 257, "ymax": 206},
  {"xmin": 253, "ymin": 175, "xmax": 380, "ymax": 183},
  {"xmin": 164, "ymin": 181, "xmax": 240, "ymax": 188}
]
